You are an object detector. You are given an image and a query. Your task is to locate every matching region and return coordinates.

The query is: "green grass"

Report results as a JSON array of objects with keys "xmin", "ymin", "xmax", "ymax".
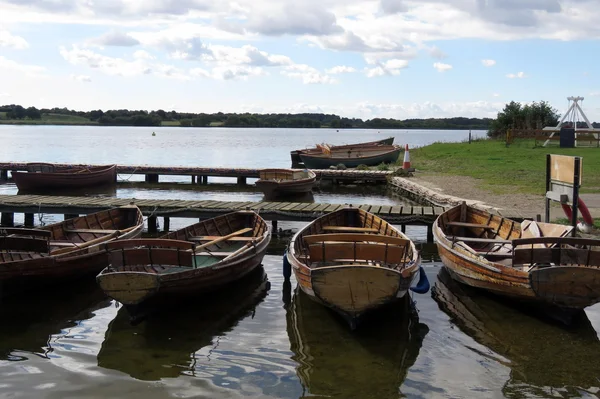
[
  {"xmin": 0, "ymin": 113, "xmax": 97, "ymax": 125},
  {"xmin": 161, "ymin": 120, "xmax": 181, "ymax": 126},
  {"xmin": 209, "ymin": 121, "xmax": 224, "ymax": 127},
  {"xmin": 407, "ymin": 138, "xmax": 600, "ymax": 194}
]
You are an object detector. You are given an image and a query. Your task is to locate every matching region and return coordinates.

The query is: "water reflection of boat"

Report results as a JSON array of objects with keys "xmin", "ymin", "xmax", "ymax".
[
  {"xmin": 96, "ymin": 267, "xmax": 270, "ymax": 381},
  {"xmin": 285, "ymin": 283, "xmax": 428, "ymax": 399},
  {"xmin": 0, "ymin": 280, "xmax": 110, "ymax": 361},
  {"xmin": 432, "ymin": 267, "xmax": 600, "ymax": 393}
]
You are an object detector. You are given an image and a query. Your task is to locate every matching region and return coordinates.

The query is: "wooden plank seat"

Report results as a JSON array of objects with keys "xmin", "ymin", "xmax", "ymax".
[
  {"xmin": 449, "ymin": 236, "xmax": 512, "ymax": 244},
  {"xmin": 446, "ymin": 222, "xmax": 494, "ymax": 230},
  {"xmin": 188, "ymin": 236, "xmax": 257, "ymax": 242},
  {"xmin": 194, "ymin": 252, "xmax": 235, "ymax": 257},
  {"xmin": 194, "ymin": 228, "xmax": 253, "ymax": 251},
  {"xmin": 65, "ymin": 228, "xmax": 119, "ymax": 234},
  {"xmin": 321, "ymin": 226, "xmax": 380, "ymax": 233},
  {"xmin": 303, "ymin": 233, "xmax": 409, "ymax": 247},
  {"xmin": 309, "ymin": 242, "xmax": 407, "ymax": 265}
]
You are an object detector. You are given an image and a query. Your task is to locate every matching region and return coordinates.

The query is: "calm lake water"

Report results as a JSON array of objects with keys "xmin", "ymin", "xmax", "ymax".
[{"xmin": 1, "ymin": 126, "xmax": 600, "ymax": 398}]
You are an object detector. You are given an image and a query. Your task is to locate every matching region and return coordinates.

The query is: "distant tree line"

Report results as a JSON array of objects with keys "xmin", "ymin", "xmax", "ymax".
[{"xmin": 0, "ymin": 103, "xmax": 494, "ymax": 129}]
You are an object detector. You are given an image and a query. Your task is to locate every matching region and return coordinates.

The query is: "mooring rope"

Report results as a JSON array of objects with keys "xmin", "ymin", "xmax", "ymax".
[{"xmin": 117, "ymin": 167, "xmax": 139, "ymax": 182}]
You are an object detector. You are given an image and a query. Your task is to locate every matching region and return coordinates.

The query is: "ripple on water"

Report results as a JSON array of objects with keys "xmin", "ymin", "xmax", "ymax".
[{"xmin": 1, "ymin": 244, "xmax": 600, "ymax": 398}]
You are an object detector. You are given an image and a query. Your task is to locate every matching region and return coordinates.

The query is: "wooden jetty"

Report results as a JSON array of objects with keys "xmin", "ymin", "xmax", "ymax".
[
  {"xmin": 0, "ymin": 163, "xmax": 391, "ymax": 185},
  {"xmin": 0, "ymin": 194, "xmax": 444, "ymax": 242}
]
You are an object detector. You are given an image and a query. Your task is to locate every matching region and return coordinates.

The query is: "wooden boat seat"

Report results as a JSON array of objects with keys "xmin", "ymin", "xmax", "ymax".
[
  {"xmin": 303, "ymin": 233, "xmax": 409, "ymax": 247},
  {"xmin": 65, "ymin": 228, "xmax": 119, "ymax": 234},
  {"xmin": 321, "ymin": 226, "xmax": 379, "ymax": 233},
  {"xmin": 188, "ymin": 236, "xmax": 257, "ymax": 242},
  {"xmin": 449, "ymin": 236, "xmax": 512, "ymax": 244},
  {"xmin": 446, "ymin": 222, "xmax": 494, "ymax": 230},
  {"xmin": 0, "ymin": 228, "xmax": 52, "ymax": 238},
  {"xmin": 309, "ymin": 242, "xmax": 407, "ymax": 265},
  {"xmin": 193, "ymin": 228, "xmax": 253, "ymax": 250},
  {"xmin": 194, "ymin": 252, "xmax": 233, "ymax": 257}
]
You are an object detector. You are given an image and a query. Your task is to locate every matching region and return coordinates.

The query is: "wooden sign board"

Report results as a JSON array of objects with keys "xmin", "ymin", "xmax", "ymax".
[{"xmin": 549, "ymin": 154, "xmax": 582, "ymax": 185}]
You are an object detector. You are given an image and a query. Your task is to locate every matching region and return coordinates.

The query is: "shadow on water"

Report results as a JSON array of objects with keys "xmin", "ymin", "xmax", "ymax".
[
  {"xmin": 96, "ymin": 267, "xmax": 270, "ymax": 381},
  {"xmin": 283, "ymin": 282, "xmax": 429, "ymax": 399},
  {"xmin": 432, "ymin": 267, "xmax": 600, "ymax": 397},
  {"xmin": 0, "ymin": 280, "xmax": 111, "ymax": 361}
]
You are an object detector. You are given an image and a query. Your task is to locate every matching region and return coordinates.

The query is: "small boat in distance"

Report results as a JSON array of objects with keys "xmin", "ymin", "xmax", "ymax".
[
  {"xmin": 11, "ymin": 163, "xmax": 117, "ymax": 191},
  {"xmin": 255, "ymin": 168, "xmax": 316, "ymax": 199},
  {"xmin": 290, "ymin": 136, "xmax": 394, "ymax": 165},
  {"xmin": 96, "ymin": 210, "xmax": 271, "ymax": 314},
  {"xmin": 433, "ymin": 202, "xmax": 600, "ymax": 323},
  {"xmin": 299, "ymin": 145, "xmax": 401, "ymax": 169},
  {"xmin": 0, "ymin": 205, "xmax": 144, "ymax": 297},
  {"xmin": 285, "ymin": 207, "xmax": 423, "ymax": 329}
]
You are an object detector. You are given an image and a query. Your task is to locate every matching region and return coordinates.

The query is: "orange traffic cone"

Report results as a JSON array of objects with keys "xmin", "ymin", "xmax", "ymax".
[{"xmin": 402, "ymin": 144, "xmax": 411, "ymax": 170}]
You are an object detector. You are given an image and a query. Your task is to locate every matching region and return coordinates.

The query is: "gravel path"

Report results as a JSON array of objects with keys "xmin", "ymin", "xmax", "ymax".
[{"xmin": 410, "ymin": 172, "xmax": 547, "ymax": 218}]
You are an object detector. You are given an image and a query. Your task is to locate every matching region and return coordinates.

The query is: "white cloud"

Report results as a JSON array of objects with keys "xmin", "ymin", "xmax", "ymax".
[
  {"xmin": 60, "ymin": 46, "xmax": 152, "ymax": 77},
  {"xmin": 429, "ymin": 46, "xmax": 447, "ymax": 59},
  {"xmin": 589, "ymin": 91, "xmax": 600, "ymax": 97},
  {"xmin": 244, "ymin": 4, "xmax": 342, "ymax": 36},
  {"xmin": 281, "ymin": 64, "xmax": 337, "ymax": 84},
  {"xmin": 70, "ymin": 74, "xmax": 91, "ymax": 82},
  {"xmin": 133, "ymin": 50, "xmax": 155, "ymax": 60},
  {"xmin": 492, "ymin": 93, "xmax": 500, "ymax": 97},
  {"xmin": 433, "ymin": 62, "xmax": 452, "ymax": 72},
  {"xmin": 89, "ymin": 30, "xmax": 140, "ymax": 47},
  {"xmin": 481, "ymin": 59, "xmax": 496, "ymax": 67},
  {"xmin": 191, "ymin": 65, "xmax": 265, "ymax": 81},
  {"xmin": 506, "ymin": 71, "xmax": 527, "ymax": 78},
  {"xmin": 0, "ymin": 56, "xmax": 45, "ymax": 76},
  {"xmin": 365, "ymin": 58, "xmax": 408, "ymax": 77},
  {"xmin": 0, "ymin": 29, "xmax": 28, "ymax": 49},
  {"xmin": 326, "ymin": 65, "xmax": 356, "ymax": 74},
  {"xmin": 0, "ymin": 92, "xmax": 10, "ymax": 98}
]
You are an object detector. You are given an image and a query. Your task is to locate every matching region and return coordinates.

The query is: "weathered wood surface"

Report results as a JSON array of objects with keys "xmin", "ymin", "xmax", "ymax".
[
  {"xmin": 0, "ymin": 194, "xmax": 445, "ymax": 223},
  {"xmin": 0, "ymin": 162, "xmax": 392, "ymax": 181}
]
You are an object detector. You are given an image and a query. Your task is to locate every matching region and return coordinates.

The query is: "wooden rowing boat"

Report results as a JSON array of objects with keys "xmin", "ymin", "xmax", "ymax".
[
  {"xmin": 96, "ymin": 210, "xmax": 271, "ymax": 312},
  {"xmin": 433, "ymin": 202, "xmax": 600, "ymax": 322},
  {"xmin": 255, "ymin": 168, "xmax": 316, "ymax": 198},
  {"xmin": 0, "ymin": 205, "xmax": 144, "ymax": 297},
  {"xmin": 432, "ymin": 267, "xmax": 600, "ymax": 390},
  {"xmin": 285, "ymin": 282, "xmax": 428, "ymax": 398},
  {"xmin": 11, "ymin": 163, "xmax": 117, "ymax": 191},
  {"xmin": 290, "ymin": 137, "xmax": 394, "ymax": 164},
  {"xmin": 285, "ymin": 207, "xmax": 421, "ymax": 329},
  {"xmin": 298, "ymin": 145, "xmax": 401, "ymax": 169},
  {"xmin": 97, "ymin": 267, "xmax": 269, "ymax": 380}
]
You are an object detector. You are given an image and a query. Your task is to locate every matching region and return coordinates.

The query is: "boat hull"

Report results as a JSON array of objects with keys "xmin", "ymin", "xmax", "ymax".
[
  {"xmin": 97, "ymin": 211, "xmax": 272, "ymax": 311},
  {"xmin": 299, "ymin": 147, "xmax": 400, "ymax": 169},
  {"xmin": 0, "ymin": 206, "xmax": 143, "ymax": 297},
  {"xmin": 290, "ymin": 137, "xmax": 395, "ymax": 164},
  {"xmin": 11, "ymin": 164, "xmax": 117, "ymax": 191},
  {"xmin": 255, "ymin": 178, "xmax": 315, "ymax": 197},
  {"xmin": 286, "ymin": 207, "xmax": 420, "ymax": 329},
  {"xmin": 433, "ymin": 203, "xmax": 600, "ymax": 318}
]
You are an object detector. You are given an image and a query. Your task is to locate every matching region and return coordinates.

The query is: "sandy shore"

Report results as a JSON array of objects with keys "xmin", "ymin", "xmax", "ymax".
[{"xmin": 410, "ymin": 172, "xmax": 554, "ymax": 219}]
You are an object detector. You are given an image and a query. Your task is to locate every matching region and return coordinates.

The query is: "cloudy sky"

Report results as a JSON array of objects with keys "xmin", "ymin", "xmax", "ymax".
[{"xmin": 1, "ymin": 0, "xmax": 599, "ymax": 120}]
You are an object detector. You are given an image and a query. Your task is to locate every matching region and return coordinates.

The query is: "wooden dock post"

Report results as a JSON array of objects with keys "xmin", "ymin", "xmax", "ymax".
[
  {"xmin": 0, "ymin": 170, "xmax": 7, "ymax": 181},
  {"xmin": 145, "ymin": 174, "xmax": 159, "ymax": 183},
  {"xmin": 201, "ymin": 175, "xmax": 208, "ymax": 185},
  {"xmin": 427, "ymin": 224, "xmax": 433, "ymax": 243},
  {"xmin": 163, "ymin": 216, "xmax": 170, "ymax": 232},
  {"xmin": 24, "ymin": 213, "xmax": 34, "ymax": 227},
  {"xmin": 237, "ymin": 176, "xmax": 246, "ymax": 185},
  {"xmin": 191, "ymin": 176, "xmax": 196, "ymax": 184},
  {"xmin": 1, "ymin": 212, "xmax": 14, "ymax": 227},
  {"xmin": 148, "ymin": 215, "xmax": 158, "ymax": 234},
  {"xmin": 64, "ymin": 214, "xmax": 79, "ymax": 220},
  {"xmin": 401, "ymin": 224, "xmax": 406, "ymax": 233},
  {"xmin": 272, "ymin": 219, "xmax": 278, "ymax": 232}
]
